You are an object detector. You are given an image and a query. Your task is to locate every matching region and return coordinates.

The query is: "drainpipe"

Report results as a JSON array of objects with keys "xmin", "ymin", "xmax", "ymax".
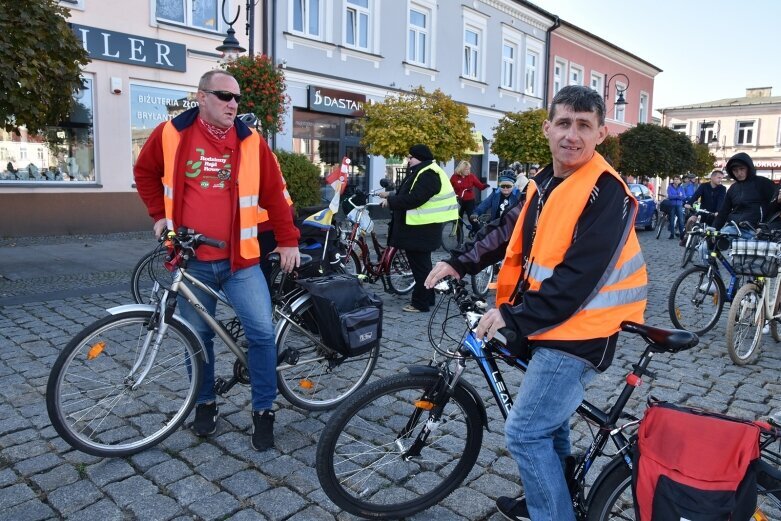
[
  {"xmin": 270, "ymin": 0, "xmax": 278, "ymax": 150},
  {"xmin": 543, "ymin": 16, "xmax": 560, "ymax": 109}
]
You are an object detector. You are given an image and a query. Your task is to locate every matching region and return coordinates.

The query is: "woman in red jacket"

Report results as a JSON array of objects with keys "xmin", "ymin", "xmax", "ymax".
[{"xmin": 450, "ymin": 160, "xmax": 487, "ymax": 243}]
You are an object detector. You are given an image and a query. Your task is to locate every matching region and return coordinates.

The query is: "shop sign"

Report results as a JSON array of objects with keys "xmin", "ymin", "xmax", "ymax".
[
  {"xmin": 308, "ymin": 86, "xmax": 365, "ymax": 117},
  {"xmin": 464, "ymin": 131, "xmax": 484, "ymax": 155},
  {"xmin": 70, "ymin": 24, "xmax": 186, "ymax": 72}
]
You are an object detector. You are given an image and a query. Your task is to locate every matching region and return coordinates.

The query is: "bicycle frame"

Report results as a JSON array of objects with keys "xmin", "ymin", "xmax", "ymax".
[{"xmin": 342, "ymin": 197, "xmax": 401, "ymax": 282}]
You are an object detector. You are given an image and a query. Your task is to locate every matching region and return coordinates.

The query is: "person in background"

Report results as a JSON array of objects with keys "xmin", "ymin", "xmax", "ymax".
[
  {"xmin": 134, "ymin": 69, "xmax": 300, "ymax": 451},
  {"xmin": 682, "ymin": 173, "xmax": 698, "ymax": 201},
  {"xmin": 713, "ymin": 153, "xmax": 777, "ymax": 234},
  {"xmin": 450, "ymin": 160, "xmax": 488, "ymax": 244},
  {"xmin": 666, "ymin": 175, "xmax": 686, "ymax": 239},
  {"xmin": 472, "ymin": 170, "xmax": 521, "ymax": 229},
  {"xmin": 380, "ymin": 144, "xmax": 458, "ymax": 312},
  {"xmin": 644, "ymin": 176, "xmax": 655, "ymax": 197},
  {"xmin": 425, "ymin": 85, "xmax": 647, "ymax": 521},
  {"xmin": 682, "ymin": 169, "xmax": 725, "ymax": 244}
]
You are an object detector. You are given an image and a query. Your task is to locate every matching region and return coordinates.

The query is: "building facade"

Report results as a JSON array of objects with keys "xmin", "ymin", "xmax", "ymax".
[
  {"xmin": 659, "ymin": 88, "xmax": 781, "ymax": 179},
  {"xmin": 548, "ymin": 21, "xmax": 662, "ymax": 136}
]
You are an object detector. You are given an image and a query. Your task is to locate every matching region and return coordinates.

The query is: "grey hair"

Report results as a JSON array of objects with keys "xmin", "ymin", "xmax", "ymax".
[
  {"xmin": 548, "ymin": 85, "xmax": 606, "ymax": 126},
  {"xmin": 198, "ymin": 70, "xmax": 236, "ymax": 91}
]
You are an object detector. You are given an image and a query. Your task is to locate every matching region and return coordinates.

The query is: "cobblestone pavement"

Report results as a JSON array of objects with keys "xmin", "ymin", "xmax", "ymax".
[{"xmin": 1, "ymin": 228, "xmax": 780, "ymax": 521}]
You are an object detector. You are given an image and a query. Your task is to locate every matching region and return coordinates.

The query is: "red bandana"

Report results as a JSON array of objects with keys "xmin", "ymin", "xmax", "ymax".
[{"xmin": 198, "ymin": 116, "xmax": 232, "ymax": 141}]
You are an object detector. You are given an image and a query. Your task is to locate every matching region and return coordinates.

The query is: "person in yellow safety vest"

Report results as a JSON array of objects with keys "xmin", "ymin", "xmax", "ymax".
[
  {"xmin": 378, "ymin": 144, "xmax": 458, "ymax": 312},
  {"xmin": 134, "ymin": 70, "xmax": 300, "ymax": 453},
  {"xmin": 424, "ymin": 85, "xmax": 648, "ymax": 521}
]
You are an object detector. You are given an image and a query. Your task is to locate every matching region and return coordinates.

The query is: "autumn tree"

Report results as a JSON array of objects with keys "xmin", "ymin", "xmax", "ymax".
[
  {"xmin": 691, "ymin": 143, "xmax": 717, "ymax": 177},
  {"xmin": 0, "ymin": 0, "xmax": 89, "ymax": 134},
  {"xmin": 619, "ymin": 124, "xmax": 695, "ymax": 179},
  {"xmin": 596, "ymin": 134, "xmax": 622, "ymax": 169},
  {"xmin": 490, "ymin": 109, "xmax": 551, "ymax": 166},
  {"xmin": 360, "ymin": 87, "xmax": 474, "ymax": 161}
]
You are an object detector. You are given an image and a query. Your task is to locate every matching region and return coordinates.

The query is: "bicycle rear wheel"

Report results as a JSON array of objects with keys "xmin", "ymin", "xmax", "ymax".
[
  {"xmin": 656, "ymin": 213, "xmax": 667, "ymax": 240},
  {"xmin": 130, "ymin": 249, "xmax": 173, "ymax": 304},
  {"xmin": 726, "ymin": 283, "xmax": 764, "ymax": 365},
  {"xmin": 586, "ymin": 460, "xmax": 633, "ymax": 520},
  {"xmin": 471, "ymin": 263, "xmax": 494, "ymax": 297},
  {"xmin": 384, "ymin": 249, "xmax": 415, "ymax": 295},
  {"xmin": 46, "ymin": 311, "xmax": 202, "ymax": 457},
  {"xmin": 668, "ymin": 266, "xmax": 725, "ymax": 335},
  {"xmin": 316, "ymin": 374, "xmax": 483, "ymax": 520},
  {"xmin": 275, "ymin": 295, "xmax": 378, "ymax": 411},
  {"xmin": 441, "ymin": 220, "xmax": 460, "ymax": 252}
]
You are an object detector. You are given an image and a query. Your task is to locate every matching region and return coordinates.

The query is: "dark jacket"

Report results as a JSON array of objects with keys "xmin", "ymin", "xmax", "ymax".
[
  {"xmin": 387, "ymin": 160, "xmax": 443, "ymax": 252},
  {"xmin": 713, "ymin": 153, "xmax": 777, "ymax": 229},
  {"xmin": 474, "ymin": 188, "xmax": 521, "ymax": 221},
  {"xmin": 686, "ymin": 182, "xmax": 726, "ymax": 213}
]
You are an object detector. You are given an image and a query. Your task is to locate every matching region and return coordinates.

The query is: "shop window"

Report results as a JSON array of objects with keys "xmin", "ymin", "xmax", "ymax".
[
  {"xmin": 130, "ymin": 83, "xmax": 198, "ymax": 167},
  {"xmin": 156, "ymin": 0, "xmax": 223, "ymax": 32},
  {"xmin": 1, "ymin": 77, "xmax": 95, "ymax": 183}
]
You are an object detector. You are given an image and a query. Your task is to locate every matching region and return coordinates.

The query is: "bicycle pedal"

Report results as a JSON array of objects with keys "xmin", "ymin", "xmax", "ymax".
[{"xmin": 213, "ymin": 376, "xmax": 238, "ymax": 396}]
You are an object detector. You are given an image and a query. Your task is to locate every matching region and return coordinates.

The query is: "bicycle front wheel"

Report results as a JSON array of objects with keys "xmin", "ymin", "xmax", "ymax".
[
  {"xmin": 441, "ymin": 220, "xmax": 460, "ymax": 252},
  {"xmin": 316, "ymin": 374, "xmax": 484, "ymax": 520},
  {"xmin": 471, "ymin": 263, "xmax": 494, "ymax": 297},
  {"xmin": 681, "ymin": 235, "xmax": 699, "ymax": 268},
  {"xmin": 275, "ymin": 295, "xmax": 378, "ymax": 411},
  {"xmin": 384, "ymin": 249, "xmax": 415, "ymax": 295},
  {"xmin": 586, "ymin": 461, "xmax": 633, "ymax": 520},
  {"xmin": 668, "ymin": 266, "xmax": 725, "ymax": 335},
  {"xmin": 726, "ymin": 283, "xmax": 764, "ymax": 365},
  {"xmin": 46, "ymin": 311, "xmax": 203, "ymax": 457},
  {"xmin": 130, "ymin": 249, "xmax": 173, "ymax": 304},
  {"xmin": 655, "ymin": 214, "xmax": 666, "ymax": 239}
]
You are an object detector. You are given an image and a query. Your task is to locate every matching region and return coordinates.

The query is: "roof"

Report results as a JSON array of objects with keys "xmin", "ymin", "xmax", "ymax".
[{"xmin": 660, "ymin": 95, "xmax": 781, "ymax": 112}]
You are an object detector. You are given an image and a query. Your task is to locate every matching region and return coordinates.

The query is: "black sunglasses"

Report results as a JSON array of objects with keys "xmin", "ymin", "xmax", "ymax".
[
  {"xmin": 499, "ymin": 184, "xmax": 514, "ymax": 188},
  {"xmin": 203, "ymin": 89, "xmax": 242, "ymax": 103}
]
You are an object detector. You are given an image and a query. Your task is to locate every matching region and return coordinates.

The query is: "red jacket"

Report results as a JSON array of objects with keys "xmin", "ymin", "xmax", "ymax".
[
  {"xmin": 450, "ymin": 173, "xmax": 488, "ymax": 202},
  {"xmin": 134, "ymin": 108, "xmax": 299, "ymax": 271}
]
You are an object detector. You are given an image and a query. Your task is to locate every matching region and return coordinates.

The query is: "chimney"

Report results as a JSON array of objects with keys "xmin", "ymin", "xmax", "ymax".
[{"xmin": 745, "ymin": 87, "xmax": 772, "ymax": 98}]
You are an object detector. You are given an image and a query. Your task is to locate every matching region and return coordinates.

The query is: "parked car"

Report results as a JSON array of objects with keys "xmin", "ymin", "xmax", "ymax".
[{"xmin": 628, "ymin": 183, "xmax": 658, "ymax": 230}]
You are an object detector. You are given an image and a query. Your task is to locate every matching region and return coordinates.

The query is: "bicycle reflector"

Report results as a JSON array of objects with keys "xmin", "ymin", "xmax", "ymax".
[
  {"xmin": 753, "ymin": 509, "xmax": 769, "ymax": 521},
  {"xmin": 299, "ymin": 379, "xmax": 314, "ymax": 390},
  {"xmin": 414, "ymin": 400, "xmax": 435, "ymax": 410},
  {"xmin": 86, "ymin": 341, "xmax": 106, "ymax": 360}
]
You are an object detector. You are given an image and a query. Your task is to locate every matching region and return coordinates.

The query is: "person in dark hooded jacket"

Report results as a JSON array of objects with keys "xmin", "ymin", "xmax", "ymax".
[{"xmin": 713, "ymin": 152, "xmax": 777, "ymax": 231}]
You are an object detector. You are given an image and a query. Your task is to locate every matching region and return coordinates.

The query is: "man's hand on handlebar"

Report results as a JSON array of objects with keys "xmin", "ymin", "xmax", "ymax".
[
  {"xmin": 424, "ymin": 261, "xmax": 460, "ymax": 289},
  {"xmin": 475, "ymin": 308, "xmax": 506, "ymax": 341},
  {"xmin": 272, "ymin": 246, "xmax": 300, "ymax": 273},
  {"xmin": 153, "ymin": 218, "xmax": 167, "ymax": 239}
]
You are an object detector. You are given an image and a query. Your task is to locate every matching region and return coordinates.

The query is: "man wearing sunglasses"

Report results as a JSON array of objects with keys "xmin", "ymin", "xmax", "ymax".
[{"xmin": 134, "ymin": 69, "xmax": 300, "ymax": 452}]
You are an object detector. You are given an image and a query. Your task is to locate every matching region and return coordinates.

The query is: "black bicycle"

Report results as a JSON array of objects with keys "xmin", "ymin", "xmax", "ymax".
[{"xmin": 315, "ymin": 279, "xmax": 723, "ymax": 520}]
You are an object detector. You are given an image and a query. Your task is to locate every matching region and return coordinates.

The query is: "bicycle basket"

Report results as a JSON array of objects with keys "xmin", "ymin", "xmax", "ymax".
[
  {"xmin": 731, "ymin": 239, "xmax": 781, "ymax": 277},
  {"xmin": 295, "ymin": 274, "xmax": 383, "ymax": 357}
]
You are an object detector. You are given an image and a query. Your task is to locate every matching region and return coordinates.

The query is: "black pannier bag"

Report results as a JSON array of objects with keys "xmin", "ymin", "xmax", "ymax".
[
  {"xmin": 295, "ymin": 274, "xmax": 382, "ymax": 357},
  {"xmin": 632, "ymin": 401, "xmax": 760, "ymax": 521}
]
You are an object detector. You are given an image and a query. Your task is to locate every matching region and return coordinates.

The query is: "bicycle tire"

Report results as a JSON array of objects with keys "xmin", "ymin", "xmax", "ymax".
[
  {"xmin": 130, "ymin": 249, "xmax": 173, "ymax": 305},
  {"xmin": 471, "ymin": 263, "xmax": 494, "ymax": 297},
  {"xmin": 655, "ymin": 213, "xmax": 667, "ymax": 240},
  {"xmin": 668, "ymin": 266, "xmax": 725, "ymax": 336},
  {"xmin": 46, "ymin": 310, "xmax": 203, "ymax": 457},
  {"xmin": 316, "ymin": 373, "xmax": 483, "ymax": 520},
  {"xmin": 681, "ymin": 234, "xmax": 698, "ymax": 268},
  {"xmin": 340, "ymin": 247, "xmax": 362, "ymax": 276},
  {"xmin": 441, "ymin": 220, "xmax": 460, "ymax": 252},
  {"xmin": 726, "ymin": 283, "xmax": 764, "ymax": 365},
  {"xmin": 585, "ymin": 460, "xmax": 633, "ymax": 520},
  {"xmin": 384, "ymin": 249, "xmax": 415, "ymax": 295},
  {"xmin": 275, "ymin": 295, "xmax": 378, "ymax": 411}
]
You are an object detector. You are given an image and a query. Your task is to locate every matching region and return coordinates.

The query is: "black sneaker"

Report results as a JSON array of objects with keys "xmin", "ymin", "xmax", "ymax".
[
  {"xmin": 192, "ymin": 402, "xmax": 218, "ymax": 436},
  {"xmin": 251, "ymin": 410, "xmax": 275, "ymax": 451},
  {"xmin": 496, "ymin": 495, "xmax": 531, "ymax": 521}
]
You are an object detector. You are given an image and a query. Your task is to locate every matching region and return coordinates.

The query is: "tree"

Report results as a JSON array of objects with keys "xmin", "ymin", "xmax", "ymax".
[
  {"xmin": 596, "ymin": 134, "xmax": 622, "ymax": 169},
  {"xmin": 619, "ymin": 124, "xmax": 695, "ymax": 179},
  {"xmin": 360, "ymin": 87, "xmax": 474, "ymax": 161},
  {"xmin": 490, "ymin": 109, "xmax": 551, "ymax": 166},
  {"xmin": 691, "ymin": 143, "xmax": 717, "ymax": 177},
  {"xmin": 274, "ymin": 150, "xmax": 321, "ymax": 208},
  {"xmin": 0, "ymin": 0, "xmax": 89, "ymax": 134},
  {"xmin": 222, "ymin": 54, "xmax": 290, "ymax": 138}
]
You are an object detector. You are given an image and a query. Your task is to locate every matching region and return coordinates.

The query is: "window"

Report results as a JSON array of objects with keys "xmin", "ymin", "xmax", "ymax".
[
  {"xmin": 156, "ymin": 0, "xmax": 223, "ymax": 32},
  {"xmin": 736, "ymin": 120, "xmax": 756, "ymax": 145},
  {"xmin": 59, "ymin": 0, "xmax": 84, "ymax": 7},
  {"xmin": 777, "ymin": 117, "xmax": 781, "ymax": 146},
  {"xmin": 639, "ymin": 92, "xmax": 649, "ymax": 124},
  {"xmin": 344, "ymin": 0, "xmax": 370, "ymax": 50},
  {"xmin": 614, "ymin": 82, "xmax": 626, "ymax": 122},
  {"xmin": 1, "ymin": 76, "xmax": 95, "ymax": 183},
  {"xmin": 569, "ymin": 64, "xmax": 583, "ymax": 86},
  {"xmin": 407, "ymin": 7, "xmax": 429, "ymax": 65},
  {"xmin": 552, "ymin": 59, "xmax": 566, "ymax": 96},
  {"xmin": 501, "ymin": 42, "xmax": 516, "ymax": 90},
  {"xmin": 698, "ymin": 122, "xmax": 715, "ymax": 145},
  {"xmin": 590, "ymin": 72, "xmax": 604, "ymax": 98},
  {"xmin": 671, "ymin": 123, "xmax": 687, "ymax": 133},
  {"xmin": 292, "ymin": 0, "xmax": 322, "ymax": 37},
  {"xmin": 463, "ymin": 28, "xmax": 480, "ymax": 79},
  {"xmin": 525, "ymin": 50, "xmax": 539, "ymax": 95}
]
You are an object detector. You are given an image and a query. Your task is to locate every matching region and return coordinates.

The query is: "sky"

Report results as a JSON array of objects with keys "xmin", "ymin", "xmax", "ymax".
[{"xmin": 532, "ymin": 0, "xmax": 781, "ymax": 115}]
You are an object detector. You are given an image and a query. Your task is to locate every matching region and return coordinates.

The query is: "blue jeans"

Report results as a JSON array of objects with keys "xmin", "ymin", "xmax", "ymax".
[
  {"xmin": 178, "ymin": 259, "xmax": 276, "ymax": 411},
  {"xmin": 668, "ymin": 205, "xmax": 684, "ymax": 236},
  {"xmin": 505, "ymin": 348, "xmax": 596, "ymax": 520}
]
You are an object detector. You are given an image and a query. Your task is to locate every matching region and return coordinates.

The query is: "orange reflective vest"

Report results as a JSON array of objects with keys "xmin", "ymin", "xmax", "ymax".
[
  {"xmin": 161, "ymin": 121, "xmax": 261, "ymax": 260},
  {"xmin": 258, "ymin": 152, "xmax": 293, "ymax": 224},
  {"xmin": 495, "ymin": 153, "xmax": 647, "ymax": 341}
]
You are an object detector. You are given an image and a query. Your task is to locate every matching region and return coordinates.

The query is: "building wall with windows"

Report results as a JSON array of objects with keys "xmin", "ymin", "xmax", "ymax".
[
  {"xmin": 548, "ymin": 22, "xmax": 661, "ymax": 136},
  {"xmin": 271, "ymin": 0, "xmax": 555, "ymax": 196},
  {"xmin": 0, "ymin": 0, "xmax": 259, "ymax": 236},
  {"xmin": 660, "ymin": 88, "xmax": 781, "ymax": 179}
]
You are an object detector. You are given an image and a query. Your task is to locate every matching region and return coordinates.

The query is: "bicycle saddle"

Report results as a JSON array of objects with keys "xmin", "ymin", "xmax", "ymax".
[{"xmin": 621, "ymin": 321, "xmax": 699, "ymax": 353}]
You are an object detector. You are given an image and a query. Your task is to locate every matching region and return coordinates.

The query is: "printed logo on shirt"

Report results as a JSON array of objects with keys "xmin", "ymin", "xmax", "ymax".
[{"xmin": 185, "ymin": 147, "xmax": 232, "ymax": 190}]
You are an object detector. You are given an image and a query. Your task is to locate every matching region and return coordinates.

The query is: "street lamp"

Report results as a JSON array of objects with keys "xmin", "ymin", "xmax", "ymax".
[
  {"xmin": 604, "ymin": 73, "xmax": 629, "ymax": 106},
  {"xmin": 216, "ymin": 0, "xmax": 260, "ymax": 58}
]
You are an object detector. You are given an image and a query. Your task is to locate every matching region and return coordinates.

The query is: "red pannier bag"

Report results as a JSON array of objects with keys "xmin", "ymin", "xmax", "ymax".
[{"xmin": 633, "ymin": 401, "xmax": 761, "ymax": 520}]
